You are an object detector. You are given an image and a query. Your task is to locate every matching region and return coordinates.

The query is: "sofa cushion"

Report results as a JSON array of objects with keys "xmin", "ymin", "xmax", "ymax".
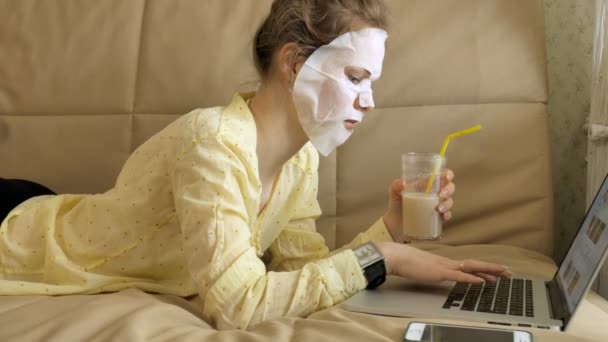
[{"xmin": 0, "ymin": 0, "xmax": 551, "ymax": 255}]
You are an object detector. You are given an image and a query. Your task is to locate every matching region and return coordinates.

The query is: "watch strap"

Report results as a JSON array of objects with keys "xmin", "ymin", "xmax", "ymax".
[
  {"xmin": 353, "ymin": 242, "xmax": 387, "ymax": 289},
  {"xmin": 363, "ymin": 258, "xmax": 386, "ymax": 289}
]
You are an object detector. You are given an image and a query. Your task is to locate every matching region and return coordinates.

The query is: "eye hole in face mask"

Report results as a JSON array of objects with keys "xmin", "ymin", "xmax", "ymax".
[
  {"xmin": 347, "ymin": 74, "xmax": 361, "ymax": 85},
  {"xmin": 344, "ymin": 66, "xmax": 371, "ymax": 86}
]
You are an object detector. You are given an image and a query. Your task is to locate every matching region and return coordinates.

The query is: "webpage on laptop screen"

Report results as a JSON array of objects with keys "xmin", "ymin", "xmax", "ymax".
[{"xmin": 557, "ymin": 178, "xmax": 608, "ymax": 312}]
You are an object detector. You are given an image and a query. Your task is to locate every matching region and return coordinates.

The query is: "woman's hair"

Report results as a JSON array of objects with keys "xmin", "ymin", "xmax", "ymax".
[{"xmin": 253, "ymin": 0, "xmax": 388, "ymax": 78}]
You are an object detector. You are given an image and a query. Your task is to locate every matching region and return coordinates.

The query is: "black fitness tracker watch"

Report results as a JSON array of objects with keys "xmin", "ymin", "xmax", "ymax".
[{"xmin": 352, "ymin": 242, "xmax": 386, "ymax": 289}]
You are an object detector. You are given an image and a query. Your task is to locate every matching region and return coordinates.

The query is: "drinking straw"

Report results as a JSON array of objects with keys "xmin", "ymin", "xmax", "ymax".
[{"xmin": 424, "ymin": 125, "xmax": 483, "ymax": 193}]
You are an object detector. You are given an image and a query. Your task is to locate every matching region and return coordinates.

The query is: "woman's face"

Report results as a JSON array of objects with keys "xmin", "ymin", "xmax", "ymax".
[
  {"xmin": 290, "ymin": 27, "xmax": 387, "ymax": 156},
  {"xmin": 343, "ymin": 66, "xmax": 374, "ymax": 130},
  {"xmin": 313, "ymin": 65, "xmax": 374, "ymax": 131}
]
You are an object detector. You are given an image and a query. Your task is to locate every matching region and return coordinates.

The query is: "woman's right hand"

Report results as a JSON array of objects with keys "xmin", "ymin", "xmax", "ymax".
[{"xmin": 377, "ymin": 242, "xmax": 513, "ymax": 283}]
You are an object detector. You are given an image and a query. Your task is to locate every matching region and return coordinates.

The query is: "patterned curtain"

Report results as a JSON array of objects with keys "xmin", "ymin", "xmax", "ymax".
[{"xmin": 587, "ymin": 0, "xmax": 608, "ymax": 298}]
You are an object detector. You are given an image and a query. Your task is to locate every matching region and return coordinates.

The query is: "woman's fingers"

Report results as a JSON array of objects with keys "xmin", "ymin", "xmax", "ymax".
[
  {"xmin": 437, "ymin": 198, "xmax": 453, "ymax": 213},
  {"xmin": 445, "ymin": 259, "xmax": 513, "ymax": 280},
  {"xmin": 446, "ymin": 169, "xmax": 455, "ymax": 181},
  {"xmin": 440, "ymin": 169, "xmax": 455, "ymax": 187},
  {"xmin": 389, "ymin": 179, "xmax": 405, "ymax": 200},
  {"xmin": 444, "ymin": 269, "xmax": 484, "ymax": 284},
  {"xmin": 437, "ymin": 195, "xmax": 453, "ymax": 221},
  {"xmin": 460, "ymin": 259, "xmax": 510, "ymax": 275},
  {"xmin": 500, "ymin": 269, "xmax": 514, "ymax": 278},
  {"xmin": 440, "ymin": 211, "xmax": 452, "ymax": 222},
  {"xmin": 439, "ymin": 182, "xmax": 455, "ymax": 199},
  {"xmin": 474, "ymin": 273, "xmax": 498, "ymax": 283}
]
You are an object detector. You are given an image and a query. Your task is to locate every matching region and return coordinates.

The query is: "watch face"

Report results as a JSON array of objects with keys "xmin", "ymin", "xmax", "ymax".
[{"xmin": 355, "ymin": 243, "xmax": 380, "ymax": 267}]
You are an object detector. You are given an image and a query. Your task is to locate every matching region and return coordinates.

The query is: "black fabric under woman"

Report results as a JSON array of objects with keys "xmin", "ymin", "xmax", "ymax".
[{"xmin": 0, "ymin": 178, "xmax": 56, "ymax": 223}]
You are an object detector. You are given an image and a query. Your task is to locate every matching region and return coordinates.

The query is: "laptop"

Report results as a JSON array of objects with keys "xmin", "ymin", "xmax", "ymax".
[{"xmin": 343, "ymin": 173, "xmax": 608, "ymax": 331}]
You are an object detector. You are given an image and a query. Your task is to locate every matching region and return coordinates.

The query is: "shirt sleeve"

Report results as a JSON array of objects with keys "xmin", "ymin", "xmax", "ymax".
[
  {"xmin": 268, "ymin": 166, "xmax": 394, "ymax": 273},
  {"xmin": 171, "ymin": 134, "xmax": 369, "ymax": 330}
]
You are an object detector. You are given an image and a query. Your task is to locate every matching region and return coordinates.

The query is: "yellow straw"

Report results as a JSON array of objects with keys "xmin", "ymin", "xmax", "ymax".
[{"xmin": 424, "ymin": 125, "xmax": 483, "ymax": 193}]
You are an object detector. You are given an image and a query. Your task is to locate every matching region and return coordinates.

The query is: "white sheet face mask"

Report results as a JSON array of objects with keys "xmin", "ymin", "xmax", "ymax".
[{"xmin": 292, "ymin": 28, "xmax": 388, "ymax": 156}]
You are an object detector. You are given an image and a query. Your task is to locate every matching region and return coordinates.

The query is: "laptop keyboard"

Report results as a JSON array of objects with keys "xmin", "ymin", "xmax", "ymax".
[{"xmin": 442, "ymin": 277, "xmax": 534, "ymax": 317}]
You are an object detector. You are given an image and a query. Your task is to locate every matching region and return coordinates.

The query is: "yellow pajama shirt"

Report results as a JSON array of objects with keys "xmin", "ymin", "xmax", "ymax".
[{"xmin": 0, "ymin": 93, "xmax": 393, "ymax": 329}]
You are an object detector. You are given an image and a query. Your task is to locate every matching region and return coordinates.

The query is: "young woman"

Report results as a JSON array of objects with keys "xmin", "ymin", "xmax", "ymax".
[{"xmin": 0, "ymin": 0, "xmax": 511, "ymax": 330}]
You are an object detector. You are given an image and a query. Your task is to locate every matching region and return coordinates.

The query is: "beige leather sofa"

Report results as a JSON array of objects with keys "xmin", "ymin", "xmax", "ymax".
[{"xmin": 0, "ymin": 0, "xmax": 606, "ymax": 341}]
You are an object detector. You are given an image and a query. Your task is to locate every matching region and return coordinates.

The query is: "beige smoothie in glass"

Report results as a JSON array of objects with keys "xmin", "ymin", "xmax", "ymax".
[
  {"xmin": 401, "ymin": 152, "xmax": 445, "ymax": 242},
  {"xmin": 402, "ymin": 192, "xmax": 441, "ymax": 240}
]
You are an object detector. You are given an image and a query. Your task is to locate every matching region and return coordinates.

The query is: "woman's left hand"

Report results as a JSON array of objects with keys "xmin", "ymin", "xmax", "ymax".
[
  {"xmin": 377, "ymin": 242, "xmax": 512, "ymax": 284},
  {"xmin": 382, "ymin": 170, "xmax": 456, "ymax": 242}
]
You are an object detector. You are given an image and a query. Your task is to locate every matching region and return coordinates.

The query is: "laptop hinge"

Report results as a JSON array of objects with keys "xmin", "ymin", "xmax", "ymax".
[{"xmin": 547, "ymin": 279, "xmax": 571, "ymax": 325}]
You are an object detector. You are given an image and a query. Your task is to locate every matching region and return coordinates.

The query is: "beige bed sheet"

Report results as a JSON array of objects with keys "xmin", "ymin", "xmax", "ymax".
[{"xmin": 1, "ymin": 245, "xmax": 606, "ymax": 342}]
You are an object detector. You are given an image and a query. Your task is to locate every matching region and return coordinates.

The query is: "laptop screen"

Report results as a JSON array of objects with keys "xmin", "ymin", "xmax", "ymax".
[{"xmin": 556, "ymin": 173, "xmax": 608, "ymax": 314}]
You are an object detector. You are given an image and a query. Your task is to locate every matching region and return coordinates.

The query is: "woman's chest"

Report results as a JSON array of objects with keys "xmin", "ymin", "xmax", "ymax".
[{"xmin": 253, "ymin": 166, "xmax": 303, "ymax": 253}]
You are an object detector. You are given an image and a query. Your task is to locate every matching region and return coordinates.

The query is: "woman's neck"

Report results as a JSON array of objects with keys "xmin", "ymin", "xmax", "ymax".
[{"xmin": 249, "ymin": 81, "xmax": 309, "ymax": 184}]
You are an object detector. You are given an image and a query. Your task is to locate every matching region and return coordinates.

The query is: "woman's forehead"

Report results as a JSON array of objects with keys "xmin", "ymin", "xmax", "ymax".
[{"xmin": 305, "ymin": 28, "xmax": 386, "ymax": 78}]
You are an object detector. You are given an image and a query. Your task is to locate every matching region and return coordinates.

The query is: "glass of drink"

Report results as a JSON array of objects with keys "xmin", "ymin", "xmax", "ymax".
[{"xmin": 401, "ymin": 152, "xmax": 446, "ymax": 242}]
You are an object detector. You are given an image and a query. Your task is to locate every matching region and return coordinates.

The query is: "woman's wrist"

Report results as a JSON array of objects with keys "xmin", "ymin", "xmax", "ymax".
[
  {"xmin": 382, "ymin": 213, "xmax": 401, "ymax": 242},
  {"xmin": 376, "ymin": 242, "xmax": 395, "ymax": 275}
]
